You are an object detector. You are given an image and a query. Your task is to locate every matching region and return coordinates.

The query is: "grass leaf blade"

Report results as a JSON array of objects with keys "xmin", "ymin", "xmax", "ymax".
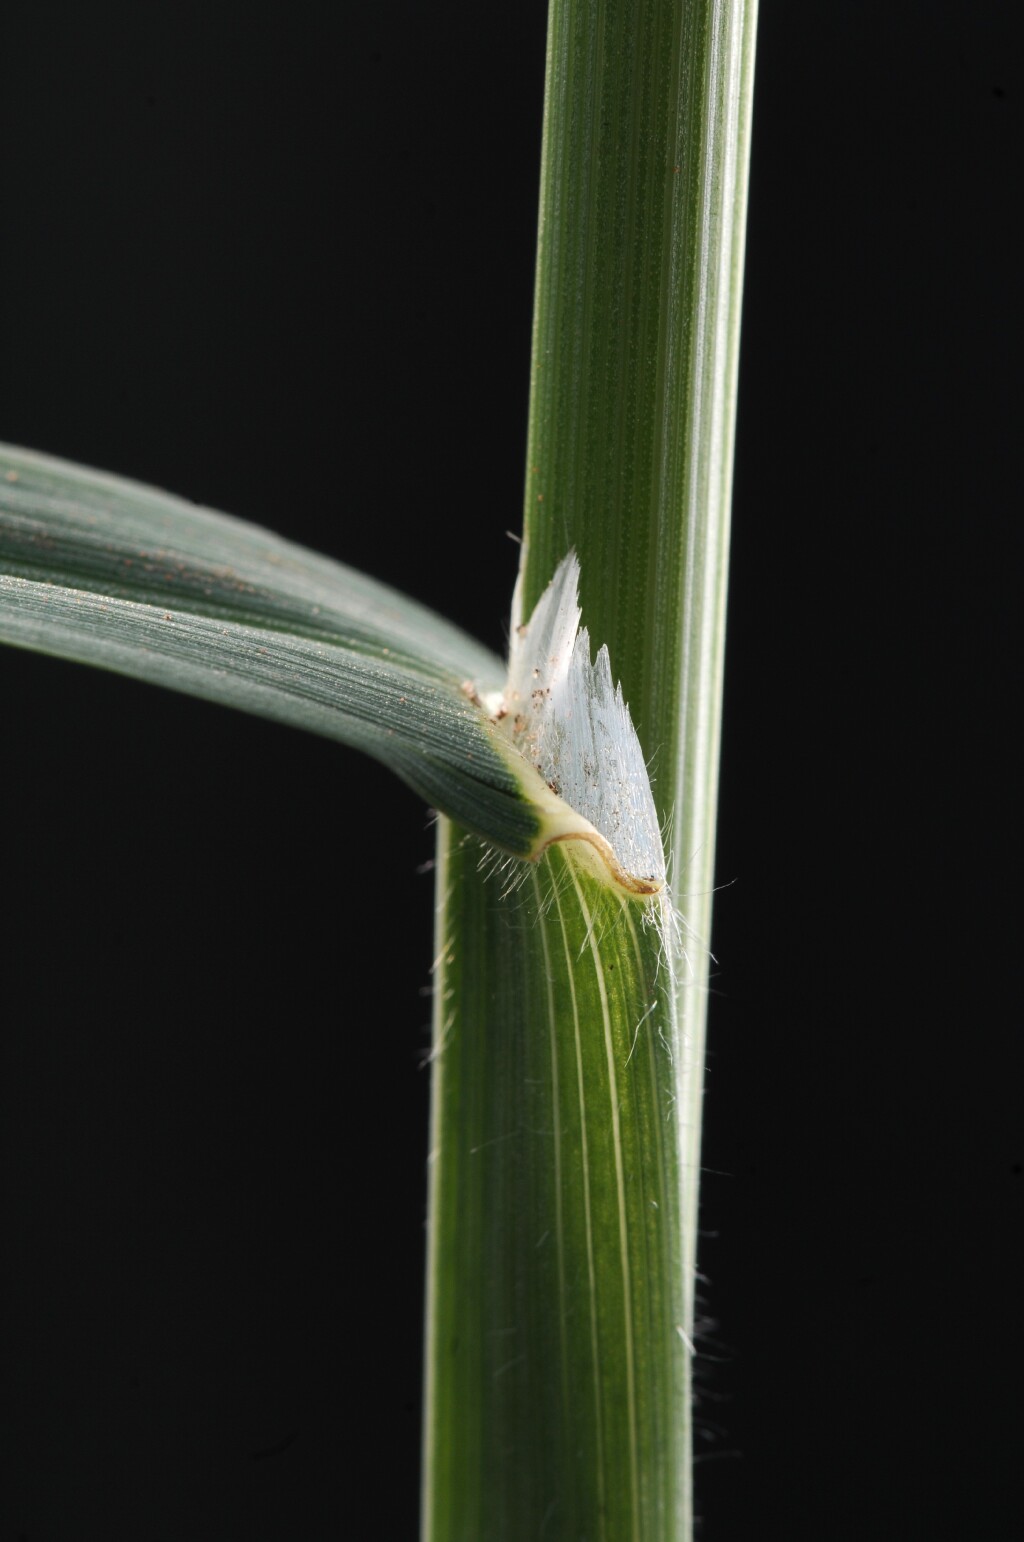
[{"xmin": 0, "ymin": 443, "xmax": 543, "ymax": 856}]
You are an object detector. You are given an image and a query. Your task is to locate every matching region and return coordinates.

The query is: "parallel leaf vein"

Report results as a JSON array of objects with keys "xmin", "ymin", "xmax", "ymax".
[
  {"xmin": 551, "ymin": 861, "xmax": 607, "ymax": 1541},
  {"xmin": 568, "ymin": 861, "xmax": 641, "ymax": 1542}
]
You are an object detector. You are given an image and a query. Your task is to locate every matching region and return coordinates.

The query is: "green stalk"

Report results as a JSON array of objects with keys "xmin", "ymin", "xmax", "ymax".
[
  {"xmin": 422, "ymin": 2, "xmax": 757, "ymax": 1538},
  {"xmin": 0, "ymin": 2, "xmax": 756, "ymax": 1531}
]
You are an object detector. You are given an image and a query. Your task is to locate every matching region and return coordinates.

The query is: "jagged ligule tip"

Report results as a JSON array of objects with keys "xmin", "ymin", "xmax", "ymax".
[{"xmin": 496, "ymin": 554, "xmax": 666, "ymax": 896}]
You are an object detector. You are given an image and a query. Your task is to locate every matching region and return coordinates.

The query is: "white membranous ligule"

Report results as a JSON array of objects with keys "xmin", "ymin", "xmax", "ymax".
[{"xmin": 494, "ymin": 553, "xmax": 667, "ymax": 898}]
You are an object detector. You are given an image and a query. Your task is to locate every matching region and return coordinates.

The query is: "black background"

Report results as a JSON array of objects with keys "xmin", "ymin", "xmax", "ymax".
[{"xmin": 1, "ymin": 3, "xmax": 1019, "ymax": 1538}]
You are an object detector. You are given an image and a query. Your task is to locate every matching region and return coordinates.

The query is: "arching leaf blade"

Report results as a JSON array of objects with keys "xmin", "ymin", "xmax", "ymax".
[{"xmin": 0, "ymin": 444, "xmax": 541, "ymax": 857}]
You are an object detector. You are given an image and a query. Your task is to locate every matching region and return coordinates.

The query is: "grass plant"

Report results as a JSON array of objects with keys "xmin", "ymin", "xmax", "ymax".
[{"xmin": 0, "ymin": 3, "xmax": 757, "ymax": 1536}]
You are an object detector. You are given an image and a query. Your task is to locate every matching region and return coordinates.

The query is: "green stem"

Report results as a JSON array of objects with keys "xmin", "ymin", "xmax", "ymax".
[
  {"xmin": 424, "ymin": 839, "xmax": 686, "ymax": 1538},
  {"xmin": 422, "ymin": 2, "xmax": 757, "ymax": 1537}
]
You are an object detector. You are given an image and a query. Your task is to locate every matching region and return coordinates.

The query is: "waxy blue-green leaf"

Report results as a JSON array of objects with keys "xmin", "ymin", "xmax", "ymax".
[
  {"xmin": 0, "ymin": 0, "xmax": 758, "ymax": 1531},
  {"xmin": 0, "ymin": 442, "xmax": 541, "ymax": 856}
]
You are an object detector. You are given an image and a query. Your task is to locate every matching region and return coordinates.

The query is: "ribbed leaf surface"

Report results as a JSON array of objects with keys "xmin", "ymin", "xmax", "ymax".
[
  {"xmin": 0, "ymin": 443, "xmax": 540, "ymax": 856},
  {"xmin": 425, "ymin": 840, "xmax": 686, "ymax": 1539}
]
